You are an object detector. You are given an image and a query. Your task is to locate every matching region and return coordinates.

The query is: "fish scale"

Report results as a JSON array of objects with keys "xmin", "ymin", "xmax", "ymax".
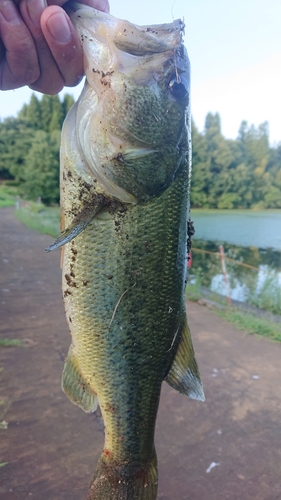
[{"xmin": 63, "ymin": 170, "xmax": 188, "ymax": 465}]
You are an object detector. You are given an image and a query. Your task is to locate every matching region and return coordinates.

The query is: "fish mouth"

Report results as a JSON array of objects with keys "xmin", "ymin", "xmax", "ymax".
[
  {"xmin": 68, "ymin": 3, "xmax": 184, "ymax": 55},
  {"xmin": 68, "ymin": 3, "xmax": 185, "ymax": 84}
]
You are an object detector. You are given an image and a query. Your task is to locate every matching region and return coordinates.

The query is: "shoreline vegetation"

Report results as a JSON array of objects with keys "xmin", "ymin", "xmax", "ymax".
[
  {"xmin": 15, "ymin": 202, "xmax": 60, "ymax": 238},
  {"xmin": 185, "ymin": 281, "xmax": 281, "ymax": 343}
]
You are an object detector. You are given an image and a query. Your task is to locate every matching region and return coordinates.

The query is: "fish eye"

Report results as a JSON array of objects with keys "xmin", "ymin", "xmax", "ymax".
[{"xmin": 168, "ymin": 75, "xmax": 189, "ymax": 100}]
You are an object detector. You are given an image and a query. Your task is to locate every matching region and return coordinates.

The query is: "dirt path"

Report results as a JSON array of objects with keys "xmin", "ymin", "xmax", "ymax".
[{"xmin": 0, "ymin": 206, "xmax": 281, "ymax": 500}]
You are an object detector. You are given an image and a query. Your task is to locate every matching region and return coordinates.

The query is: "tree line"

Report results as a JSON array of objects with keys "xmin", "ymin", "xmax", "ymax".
[
  {"xmin": 0, "ymin": 93, "xmax": 74, "ymax": 204},
  {"xmin": 191, "ymin": 113, "xmax": 281, "ymax": 209},
  {"xmin": 0, "ymin": 93, "xmax": 280, "ymax": 208}
]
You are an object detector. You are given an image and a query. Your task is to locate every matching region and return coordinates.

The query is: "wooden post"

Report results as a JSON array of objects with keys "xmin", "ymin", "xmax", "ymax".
[{"xmin": 219, "ymin": 245, "xmax": 231, "ymax": 305}]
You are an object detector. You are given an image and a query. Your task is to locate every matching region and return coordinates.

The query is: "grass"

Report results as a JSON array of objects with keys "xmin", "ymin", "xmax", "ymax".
[
  {"xmin": 0, "ymin": 367, "xmax": 9, "ymax": 453},
  {"xmin": 186, "ymin": 277, "xmax": 281, "ymax": 342},
  {"xmin": 214, "ymin": 307, "xmax": 281, "ymax": 342},
  {"xmin": 0, "ymin": 184, "xmax": 60, "ymax": 238},
  {"xmin": 0, "ymin": 462, "xmax": 8, "ymax": 468},
  {"xmin": 15, "ymin": 203, "xmax": 60, "ymax": 238},
  {"xmin": 186, "ymin": 276, "xmax": 202, "ymax": 302},
  {"xmin": 0, "ymin": 339, "xmax": 25, "ymax": 347},
  {"xmin": 246, "ymin": 272, "xmax": 281, "ymax": 316},
  {"xmin": 0, "ymin": 184, "xmax": 16, "ymax": 207}
]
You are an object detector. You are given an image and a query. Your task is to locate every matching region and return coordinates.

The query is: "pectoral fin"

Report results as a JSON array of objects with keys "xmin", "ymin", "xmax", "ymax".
[
  {"xmin": 45, "ymin": 195, "xmax": 105, "ymax": 252},
  {"xmin": 165, "ymin": 317, "xmax": 205, "ymax": 402},
  {"xmin": 62, "ymin": 348, "xmax": 98, "ymax": 413}
]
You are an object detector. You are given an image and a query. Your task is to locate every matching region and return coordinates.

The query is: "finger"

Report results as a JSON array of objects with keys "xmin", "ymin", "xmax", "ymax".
[
  {"xmin": 0, "ymin": 0, "xmax": 39, "ymax": 90},
  {"xmin": 89, "ymin": 0, "xmax": 110, "ymax": 13},
  {"xmin": 19, "ymin": 0, "xmax": 65, "ymax": 94},
  {"xmin": 48, "ymin": 0, "xmax": 110, "ymax": 13},
  {"xmin": 41, "ymin": 6, "xmax": 84, "ymax": 89},
  {"xmin": 0, "ymin": 37, "xmax": 5, "ymax": 62}
]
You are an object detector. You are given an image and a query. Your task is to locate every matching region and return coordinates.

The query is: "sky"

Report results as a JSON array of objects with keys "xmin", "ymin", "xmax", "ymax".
[{"xmin": 0, "ymin": 0, "xmax": 281, "ymax": 144}]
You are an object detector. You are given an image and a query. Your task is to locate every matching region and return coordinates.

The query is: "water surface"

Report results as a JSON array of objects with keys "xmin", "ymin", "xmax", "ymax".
[
  {"xmin": 188, "ymin": 211, "xmax": 281, "ymax": 307},
  {"xmin": 191, "ymin": 210, "xmax": 281, "ymax": 251}
]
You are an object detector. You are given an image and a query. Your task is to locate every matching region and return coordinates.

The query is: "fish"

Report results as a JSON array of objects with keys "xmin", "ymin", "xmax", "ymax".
[{"xmin": 46, "ymin": 4, "xmax": 204, "ymax": 499}]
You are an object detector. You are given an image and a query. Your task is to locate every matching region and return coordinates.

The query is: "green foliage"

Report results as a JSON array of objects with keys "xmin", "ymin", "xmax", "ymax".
[
  {"xmin": 22, "ymin": 130, "xmax": 60, "ymax": 204},
  {"xmin": 191, "ymin": 114, "xmax": 281, "ymax": 209},
  {"xmin": 62, "ymin": 93, "xmax": 75, "ymax": 116},
  {"xmin": 0, "ymin": 93, "xmax": 74, "ymax": 204},
  {"xmin": 188, "ymin": 240, "xmax": 281, "ymax": 317},
  {"xmin": 186, "ymin": 275, "xmax": 202, "ymax": 301},
  {"xmin": 17, "ymin": 93, "xmax": 74, "ymax": 133},
  {"xmin": 0, "ymin": 185, "xmax": 16, "ymax": 207},
  {"xmin": 186, "ymin": 282, "xmax": 281, "ymax": 343},
  {"xmin": 15, "ymin": 204, "xmax": 60, "ymax": 237},
  {"xmin": 0, "ymin": 339, "xmax": 25, "ymax": 347},
  {"xmin": 246, "ymin": 271, "xmax": 281, "ymax": 316},
  {"xmin": 217, "ymin": 192, "xmax": 240, "ymax": 209},
  {"xmin": 0, "ymin": 118, "xmax": 34, "ymax": 182},
  {"xmin": 186, "ymin": 282, "xmax": 281, "ymax": 342},
  {"xmin": 215, "ymin": 308, "xmax": 281, "ymax": 342}
]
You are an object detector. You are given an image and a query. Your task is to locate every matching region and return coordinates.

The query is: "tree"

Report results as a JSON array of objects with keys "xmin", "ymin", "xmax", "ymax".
[
  {"xmin": 190, "ymin": 120, "xmax": 211, "ymax": 207},
  {"xmin": 190, "ymin": 114, "xmax": 280, "ymax": 209},
  {"xmin": 0, "ymin": 118, "xmax": 34, "ymax": 182},
  {"xmin": 49, "ymin": 95, "xmax": 64, "ymax": 132},
  {"xmin": 62, "ymin": 94, "xmax": 75, "ymax": 117},
  {"xmin": 203, "ymin": 113, "xmax": 236, "ymax": 207},
  {"xmin": 236, "ymin": 121, "xmax": 271, "ymax": 207},
  {"xmin": 40, "ymin": 95, "xmax": 54, "ymax": 133},
  {"xmin": 22, "ymin": 130, "xmax": 60, "ymax": 204},
  {"xmin": 18, "ymin": 94, "xmax": 42, "ymax": 130}
]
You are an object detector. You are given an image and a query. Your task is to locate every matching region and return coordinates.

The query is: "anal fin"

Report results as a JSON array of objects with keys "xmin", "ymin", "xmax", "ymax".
[
  {"xmin": 165, "ymin": 316, "xmax": 205, "ymax": 402},
  {"xmin": 62, "ymin": 349, "xmax": 98, "ymax": 413}
]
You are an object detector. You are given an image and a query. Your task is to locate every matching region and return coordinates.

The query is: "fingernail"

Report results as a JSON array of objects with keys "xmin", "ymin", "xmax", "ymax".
[
  {"xmin": 27, "ymin": 0, "xmax": 46, "ymax": 28},
  {"xmin": 47, "ymin": 11, "xmax": 72, "ymax": 43},
  {"xmin": 0, "ymin": 0, "xmax": 21, "ymax": 25}
]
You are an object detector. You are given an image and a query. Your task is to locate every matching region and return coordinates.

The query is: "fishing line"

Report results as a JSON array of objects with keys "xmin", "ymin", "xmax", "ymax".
[
  {"xmin": 109, "ymin": 283, "xmax": 136, "ymax": 328},
  {"xmin": 167, "ymin": 325, "xmax": 180, "ymax": 352},
  {"xmin": 170, "ymin": 0, "xmax": 177, "ymax": 21}
]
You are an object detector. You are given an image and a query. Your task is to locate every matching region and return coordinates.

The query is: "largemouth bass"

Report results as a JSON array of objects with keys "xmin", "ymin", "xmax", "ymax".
[{"xmin": 47, "ymin": 4, "xmax": 204, "ymax": 499}]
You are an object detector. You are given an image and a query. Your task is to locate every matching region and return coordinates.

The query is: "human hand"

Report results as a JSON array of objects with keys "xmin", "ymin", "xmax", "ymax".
[{"xmin": 0, "ymin": 0, "xmax": 110, "ymax": 93}]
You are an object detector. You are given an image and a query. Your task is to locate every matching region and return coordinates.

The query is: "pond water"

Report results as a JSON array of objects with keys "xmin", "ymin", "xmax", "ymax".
[
  {"xmin": 188, "ymin": 211, "xmax": 281, "ymax": 310},
  {"xmin": 191, "ymin": 210, "xmax": 281, "ymax": 251}
]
